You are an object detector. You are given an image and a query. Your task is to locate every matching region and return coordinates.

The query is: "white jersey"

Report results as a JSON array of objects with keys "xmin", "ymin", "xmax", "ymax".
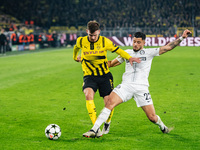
[{"xmin": 116, "ymin": 48, "xmax": 160, "ymax": 86}]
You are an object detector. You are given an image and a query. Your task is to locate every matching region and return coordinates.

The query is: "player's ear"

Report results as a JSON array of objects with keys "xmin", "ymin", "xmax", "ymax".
[
  {"xmin": 143, "ymin": 40, "xmax": 145, "ymax": 45},
  {"xmin": 86, "ymin": 29, "xmax": 88, "ymax": 34}
]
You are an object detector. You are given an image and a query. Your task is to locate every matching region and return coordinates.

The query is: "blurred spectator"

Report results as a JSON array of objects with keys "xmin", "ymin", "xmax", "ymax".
[
  {"xmin": 18, "ymin": 33, "xmax": 27, "ymax": 45},
  {"xmin": 46, "ymin": 33, "xmax": 53, "ymax": 47},
  {"xmin": 6, "ymin": 35, "xmax": 11, "ymax": 52},
  {"xmin": 60, "ymin": 32, "xmax": 66, "ymax": 47},
  {"xmin": 52, "ymin": 31, "xmax": 58, "ymax": 47},
  {"xmin": 38, "ymin": 33, "xmax": 44, "ymax": 48},
  {"xmin": 0, "ymin": 29, "xmax": 7, "ymax": 55},
  {"xmin": 11, "ymin": 31, "xmax": 18, "ymax": 45},
  {"xmin": 28, "ymin": 32, "xmax": 34, "ymax": 44},
  {"xmin": 69, "ymin": 33, "xmax": 77, "ymax": 46}
]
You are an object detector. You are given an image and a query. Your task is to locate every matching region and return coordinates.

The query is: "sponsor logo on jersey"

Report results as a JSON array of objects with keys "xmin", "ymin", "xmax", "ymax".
[{"xmin": 140, "ymin": 57, "xmax": 146, "ymax": 61}]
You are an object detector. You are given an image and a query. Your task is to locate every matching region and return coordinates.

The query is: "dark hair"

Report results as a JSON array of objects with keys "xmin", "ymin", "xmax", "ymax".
[
  {"xmin": 134, "ymin": 32, "xmax": 146, "ymax": 40},
  {"xmin": 87, "ymin": 20, "xmax": 100, "ymax": 33}
]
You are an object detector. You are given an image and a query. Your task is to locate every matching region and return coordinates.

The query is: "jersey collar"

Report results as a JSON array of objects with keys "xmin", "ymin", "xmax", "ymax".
[
  {"xmin": 87, "ymin": 36, "xmax": 100, "ymax": 43},
  {"xmin": 133, "ymin": 48, "xmax": 144, "ymax": 52}
]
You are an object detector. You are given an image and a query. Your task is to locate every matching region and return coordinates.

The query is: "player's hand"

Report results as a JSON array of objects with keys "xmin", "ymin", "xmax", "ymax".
[
  {"xmin": 75, "ymin": 55, "xmax": 81, "ymax": 62},
  {"xmin": 129, "ymin": 57, "xmax": 141, "ymax": 65},
  {"xmin": 182, "ymin": 29, "xmax": 192, "ymax": 38}
]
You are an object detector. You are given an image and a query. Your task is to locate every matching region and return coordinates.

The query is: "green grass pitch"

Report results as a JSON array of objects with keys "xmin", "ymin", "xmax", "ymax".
[{"xmin": 0, "ymin": 46, "xmax": 199, "ymax": 150}]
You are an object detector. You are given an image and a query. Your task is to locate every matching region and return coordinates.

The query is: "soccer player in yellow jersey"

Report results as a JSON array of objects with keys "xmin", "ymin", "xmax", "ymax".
[{"xmin": 73, "ymin": 20, "xmax": 140, "ymax": 137}]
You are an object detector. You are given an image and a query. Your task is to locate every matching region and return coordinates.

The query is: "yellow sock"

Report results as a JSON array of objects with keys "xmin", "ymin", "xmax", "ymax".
[
  {"xmin": 106, "ymin": 108, "xmax": 114, "ymax": 123},
  {"xmin": 86, "ymin": 100, "xmax": 97, "ymax": 125}
]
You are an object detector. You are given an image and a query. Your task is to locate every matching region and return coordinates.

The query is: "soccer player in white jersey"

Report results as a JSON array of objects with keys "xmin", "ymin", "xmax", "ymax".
[{"xmin": 83, "ymin": 29, "xmax": 191, "ymax": 138}]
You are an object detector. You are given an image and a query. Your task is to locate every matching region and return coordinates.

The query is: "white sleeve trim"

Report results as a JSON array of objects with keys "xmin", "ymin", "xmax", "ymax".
[{"xmin": 116, "ymin": 55, "xmax": 124, "ymax": 63}]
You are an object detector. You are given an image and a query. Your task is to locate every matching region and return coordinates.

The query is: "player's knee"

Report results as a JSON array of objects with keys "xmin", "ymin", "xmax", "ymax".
[
  {"xmin": 85, "ymin": 93, "xmax": 93, "ymax": 100},
  {"xmin": 105, "ymin": 97, "xmax": 115, "ymax": 110},
  {"xmin": 84, "ymin": 88, "xmax": 94, "ymax": 100}
]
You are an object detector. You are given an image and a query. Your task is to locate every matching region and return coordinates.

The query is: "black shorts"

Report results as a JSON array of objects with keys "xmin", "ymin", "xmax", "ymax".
[{"xmin": 82, "ymin": 72, "xmax": 114, "ymax": 97}]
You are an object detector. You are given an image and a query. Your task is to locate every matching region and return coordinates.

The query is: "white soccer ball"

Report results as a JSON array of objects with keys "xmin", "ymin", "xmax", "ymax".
[{"xmin": 45, "ymin": 124, "xmax": 61, "ymax": 140}]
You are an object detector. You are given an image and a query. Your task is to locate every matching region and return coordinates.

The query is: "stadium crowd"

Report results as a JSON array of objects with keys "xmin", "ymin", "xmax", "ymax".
[
  {"xmin": 0, "ymin": 0, "xmax": 199, "ymax": 29},
  {"xmin": 0, "ymin": 0, "xmax": 199, "ymax": 53}
]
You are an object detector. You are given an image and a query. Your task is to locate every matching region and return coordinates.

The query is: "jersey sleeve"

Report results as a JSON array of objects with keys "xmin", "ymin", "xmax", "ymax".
[
  {"xmin": 105, "ymin": 37, "xmax": 119, "ymax": 52},
  {"xmin": 115, "ymin": 48, "xmax": 132, "ymax": 60},
  {"xmin": 105, "ymin": 37, "xmax": 131, "ymax": 60},
  {"xmin": 149, "ymin": 48, "xmax": 160, "ymax": 57},
  {"xmin": 116, "ymin": 55, "xmax": 125, "ymax": 63},
  {"xmin": 73, "ymin": 37, "xmax": 82, "ymax": 61}
]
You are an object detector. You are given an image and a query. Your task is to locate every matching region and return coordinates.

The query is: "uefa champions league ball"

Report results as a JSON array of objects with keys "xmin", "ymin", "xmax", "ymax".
[{"xmin": 45, "ymin": 124, "xmax": 61, "ymax": 140}]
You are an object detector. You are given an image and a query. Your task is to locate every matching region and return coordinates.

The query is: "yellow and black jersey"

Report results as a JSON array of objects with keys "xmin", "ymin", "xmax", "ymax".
[{"xmin": 73, "ymin": 35, "xmax": 131, "ymax": 76}]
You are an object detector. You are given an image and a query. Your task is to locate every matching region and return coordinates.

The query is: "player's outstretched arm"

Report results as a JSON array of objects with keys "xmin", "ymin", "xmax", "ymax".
[
  {"xmin": 108, "ymin": 59, "xmax": 121, "ymax": 68},
  {"xmin": 159, "ymin": 29, "xmax": 192, "ymax": 55},
  {"xmin": 114, "ymin": 48, "xmax": 141, "ymax": 65}
]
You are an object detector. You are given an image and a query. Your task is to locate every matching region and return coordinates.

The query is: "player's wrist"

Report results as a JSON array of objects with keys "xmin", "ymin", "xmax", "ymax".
[
  {"xmin": 179, "ymin": 36, "xmax": 185, "ymax": 41},
  {"xmin": 128, "ymin": 56, "xmax": 132, "ymax": 60}
]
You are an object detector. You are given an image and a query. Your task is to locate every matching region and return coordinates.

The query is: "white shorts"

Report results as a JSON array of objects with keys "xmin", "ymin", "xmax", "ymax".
[{"xmin": 113, "ymin": 82, "xmax": 153, "ymax": 107}]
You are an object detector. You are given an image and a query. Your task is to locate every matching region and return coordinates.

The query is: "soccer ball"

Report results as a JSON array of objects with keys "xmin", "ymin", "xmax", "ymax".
[{"xmin": 45, "ymin": 124, "xmax": 61, "ymax": 140}]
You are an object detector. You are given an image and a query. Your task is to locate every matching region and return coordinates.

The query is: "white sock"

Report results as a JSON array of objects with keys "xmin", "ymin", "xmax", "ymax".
[
  {"xmin": 155, "ymin": 115, "xmax": 165, "ymax": 130},
  {"xmin": 92, "ymin": 107, "xmax": 111, "ymax": 132}
]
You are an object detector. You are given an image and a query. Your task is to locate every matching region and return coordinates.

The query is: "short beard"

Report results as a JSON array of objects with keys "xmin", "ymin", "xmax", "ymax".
[{"xmin": 133, "ymin": 47, "xmax": 142, "ymax": 52}]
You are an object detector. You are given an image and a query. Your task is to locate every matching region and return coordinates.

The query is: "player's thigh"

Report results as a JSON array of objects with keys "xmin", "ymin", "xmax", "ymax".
[
  {"xmin": 105, "ymin": 92, "xmax": 123, "ymax": 109},
  {"xmin": 133, "ymin": 85, "xmax": 153, "ymax": 107},
  {"xmin": 82, "ymin": 75, "xmax": 98, "ymax": 93},
  {"xmin": 98, "ymin": 73, "xmax": 114, "ymax": 97},
  {"xmin": 113, "ymin": 83, "xmax": 135, "ymax": 102}
]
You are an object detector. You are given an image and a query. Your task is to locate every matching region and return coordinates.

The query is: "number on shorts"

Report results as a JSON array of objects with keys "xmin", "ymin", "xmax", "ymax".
[{"xmin": 144, "ymin": 93, "xmax": 151, "ymax": 101}]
